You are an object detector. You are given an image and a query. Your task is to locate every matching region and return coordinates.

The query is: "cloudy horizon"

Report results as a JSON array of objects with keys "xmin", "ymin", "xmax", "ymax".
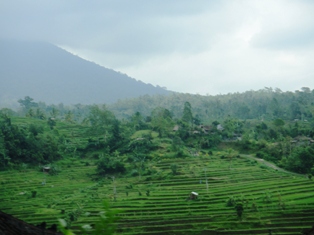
[{"xmin": 1, "ymin": 0, "xmax": 314, "ymax": 95}]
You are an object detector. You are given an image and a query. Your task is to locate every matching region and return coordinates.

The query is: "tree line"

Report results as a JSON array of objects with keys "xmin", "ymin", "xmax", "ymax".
[{"xmin": 1, "ymin": 87, "xmax": 314, "ymax": 175}]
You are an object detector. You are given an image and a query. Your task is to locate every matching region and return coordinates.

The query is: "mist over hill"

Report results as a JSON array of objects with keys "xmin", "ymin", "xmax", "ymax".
[{"xmin": 0, "ymin": 40, "xmax": 171, "ymax": 107}]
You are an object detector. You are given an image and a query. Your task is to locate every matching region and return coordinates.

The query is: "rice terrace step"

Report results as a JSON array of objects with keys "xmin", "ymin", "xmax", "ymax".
[{"xmin": 1, "ymin": 152, "xmax": 314, "ymax": 234}]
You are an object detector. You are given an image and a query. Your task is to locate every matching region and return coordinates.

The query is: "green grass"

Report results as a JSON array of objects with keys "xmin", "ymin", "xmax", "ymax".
[
  {"xmin": 1, "ymin": 151, "xmax": 314, "ymax": 235},
  {"xmin": 2, "ymin": 118, "xmax": 314, "ymax": 234},
  {"xmin": 131, "ymin": 130, "xmax": 159, "ymax": 139}
]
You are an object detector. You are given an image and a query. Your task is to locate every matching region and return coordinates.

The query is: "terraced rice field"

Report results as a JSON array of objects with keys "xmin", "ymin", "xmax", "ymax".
[{"xmin": 0, "ymin": 154, "xmax": 314, "ymax": 234}]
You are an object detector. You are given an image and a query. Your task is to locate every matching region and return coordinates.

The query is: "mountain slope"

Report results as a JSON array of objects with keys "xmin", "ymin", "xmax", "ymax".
[{"xmin": 0, "ymin": 40, "xmax": 171, "ymax": 106}]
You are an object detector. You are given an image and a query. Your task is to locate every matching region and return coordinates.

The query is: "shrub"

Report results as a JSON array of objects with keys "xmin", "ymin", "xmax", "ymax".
[
  {"xmin": 250, "ymin": 160, "xmax": 257, "ymax": 165},
  {"xmin": 91, "ymin": 153, "xmax": 100, "ymax": 159},
  {"xmin": 49, "ymin": 165, "xmax": 61, "ymax": 175},
  {"xmin": 126, "ymin": 155, "xmax": 135, "ymax": 163},
  {"xmin": 170, "ymin": 164, "xmax": 178, "ymax": 175},
  {"xmin": 251, "ymin": 203, "xmax": 258, "ymax": 212},
  {"xmin": 130, "ymin": 169, "xmax": 139, "ymax": 177},
  {"xmin": 235, "ymin": 203, "xmax": 244, "ymax": 219},
  {"xmin": 96, "ymin": 155, "xmax": 126, "ymax": 176},
  {"xmin": 256, "ymin": 151, "xmax": 266, "ymax": 159},
  {"xmin": 176, "ymin": 149, "xmax": 184, "ymax": 158},
  {"xmin": 284, "ymin": 146, "xmax": 314, "ymax": 174},
  {"xmin": 142, "ymin": 168, "xmax": 157, "ymax": 176},
  {"xmin": 31, "ymin": 190, "xmax": 37, "ymax": 198},
  {"xmin": 226, "ymin": 196, "xmax": 236, "ymax": 207},
  {"xmin": 145, "ymin": 176, "xmax": 152, "ymax": 181}
]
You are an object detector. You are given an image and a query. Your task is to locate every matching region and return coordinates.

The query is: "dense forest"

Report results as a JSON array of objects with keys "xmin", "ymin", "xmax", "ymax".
[
  {"xmin": 110, "ymin": 87, "xmax": 314, "ymax": 121},
  {"xmin": 1, "ymin": 87, "xmax": 314, "ymax": 176}
]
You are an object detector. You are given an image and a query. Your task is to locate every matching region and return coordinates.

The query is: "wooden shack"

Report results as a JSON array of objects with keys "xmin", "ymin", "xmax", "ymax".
[
  {"xmin": 42, "ymin": 166, "xmax": 50, "ymax": 173},
  {"xmin": 189, "ymin": 192, "xmax": 198, "ymax": 200}
]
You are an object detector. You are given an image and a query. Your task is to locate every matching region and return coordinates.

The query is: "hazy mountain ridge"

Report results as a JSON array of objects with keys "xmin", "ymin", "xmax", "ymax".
[{"xmin": 0, "ymin": 40, "xmax": 171, "ymax": 107}]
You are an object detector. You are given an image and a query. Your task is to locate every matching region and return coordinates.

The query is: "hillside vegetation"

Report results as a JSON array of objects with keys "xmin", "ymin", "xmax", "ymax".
[{"xmin": 1, "ymin": 88, "xmax": 314, "ymax": 234}]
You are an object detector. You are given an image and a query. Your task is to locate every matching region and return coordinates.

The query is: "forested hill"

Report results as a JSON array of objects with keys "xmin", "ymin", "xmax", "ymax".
[
  {"xmin": 0, "ymin": 40, "xmax": 171, "ymax": 107},
  {"xmin": 109, "ymin": 87, "xmax": 314, "ymax": 122}
]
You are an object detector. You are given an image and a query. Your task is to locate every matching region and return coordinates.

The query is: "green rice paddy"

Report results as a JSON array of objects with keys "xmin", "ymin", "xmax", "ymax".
[{"xmin": 1, "ymin": 153, "xmax": 314, "ymax": 234}]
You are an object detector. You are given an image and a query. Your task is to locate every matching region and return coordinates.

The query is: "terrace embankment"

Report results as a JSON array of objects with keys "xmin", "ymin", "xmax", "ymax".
[{"xmin": 1, "ymin": 153, "xmax": 314, "ymax": 234}]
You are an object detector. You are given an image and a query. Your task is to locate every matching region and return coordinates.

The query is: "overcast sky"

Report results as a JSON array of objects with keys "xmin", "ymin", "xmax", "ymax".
[{"xmin": 1, "ymin": 0, "xmax": 314, "ymax": 95}]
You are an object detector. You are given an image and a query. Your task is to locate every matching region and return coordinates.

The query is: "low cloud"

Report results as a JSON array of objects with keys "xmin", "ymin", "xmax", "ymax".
[{"xmin": 1, "ymin": 0, "xmax": 314, "ymax": 95}]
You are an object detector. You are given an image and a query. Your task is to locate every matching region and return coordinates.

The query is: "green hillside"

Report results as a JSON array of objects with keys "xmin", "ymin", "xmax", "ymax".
[
  {"xmin": 1, "ymin": 150, "xmax": 313, "ymax": 234},
  {"xmin": 1, "ymin": 91, "xmax": 314, "ymax": 234}
]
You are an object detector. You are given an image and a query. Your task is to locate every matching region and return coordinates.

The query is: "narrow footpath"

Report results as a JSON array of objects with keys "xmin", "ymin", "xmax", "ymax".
[{"xmin": 240, "ymin": 154, "xmax": 304, "ymax": 177}]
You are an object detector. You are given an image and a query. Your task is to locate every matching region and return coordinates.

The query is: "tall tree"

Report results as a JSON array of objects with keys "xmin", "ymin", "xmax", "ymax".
[
  {"xmin": 50, "ymin": 107, "xmax": 59, "ymax": 118},
  {"xmin": 18, "ymin": 96, "xmax": 38, "ymax": 111},
  {"xmin": 150, "ymin": 107, "xmax": 173, "ymax": 137},
  {"xmin": 129, "ymin": 112, "xmax": 146, "ymax": 131},
  {"xmin": 182, "ymin": 102, "xmax": 193, "ymax": 124},
  {"xmin": 88, "ymin": 105, "xmax": 121, "ymax": 152},
  {"xmin": 88, "ymin": 105, "xmax": 116, "ymax": 136}
]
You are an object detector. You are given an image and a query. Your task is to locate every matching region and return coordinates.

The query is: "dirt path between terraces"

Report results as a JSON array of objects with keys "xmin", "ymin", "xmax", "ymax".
[{"xmin": 240, "ymin": 154, "xmax": 304, "ymax": 177}]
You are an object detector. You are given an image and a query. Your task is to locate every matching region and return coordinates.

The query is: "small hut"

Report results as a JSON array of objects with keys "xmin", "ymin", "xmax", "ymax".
[
  {"xmin": 42, "ymin": 166, "xmax": 50, "ymax": 173},
  {"xmin": 173, "ymin": 125, "xmax": 179, "ymax": 132},
  {"xmin": 189, "ymin": 192, "xmax": 198, "ymax": 200},
  {"xmin": 217, "ymin": 124, "xmax": 224, "ymax": 131}
]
